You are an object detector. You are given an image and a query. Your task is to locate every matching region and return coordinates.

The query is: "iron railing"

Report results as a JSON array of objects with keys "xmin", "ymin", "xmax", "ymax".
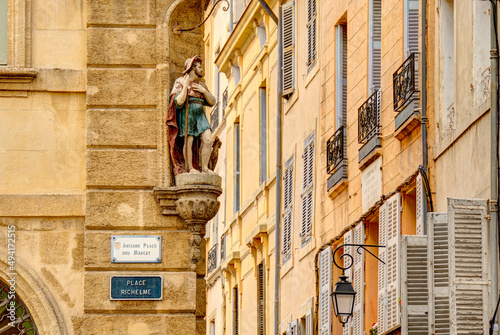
[
  {"xmin": 220, "ymin": 234, "xmax": 226, "ymax": 261},
  {"xmin": 393, "ymin": 53, "xmax": 418, "ymax": 112},
  {"xmin": 222, "ymin": 87, "xmax": 228, "ymax": 118},
  {"xmin": 208, "ymin": 243, "xmax": 218, "ymax": 274},
  {"xmin": 210, "ymin": 103, "xmax": 219, "ymax": 130},
  {"xmin": 358, "ymin": 90, "xmax": 381, "ymax": 143},
  {"xmin": 327, "ymin": 125, "xmax": 345, "ymax": 174}
]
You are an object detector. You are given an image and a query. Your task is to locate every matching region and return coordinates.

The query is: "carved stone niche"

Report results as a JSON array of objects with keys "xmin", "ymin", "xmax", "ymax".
[{"xmin": 154, "ymin": 173, "xmax": 222, "ymax": 268}]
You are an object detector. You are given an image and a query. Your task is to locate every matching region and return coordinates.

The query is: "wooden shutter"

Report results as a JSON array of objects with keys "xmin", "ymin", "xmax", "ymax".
[
  {"xmin": 343, "ymin": 231, "xmax": 353, "ymax": 335},
  {"xmin": 448, "ymin": 198, "xmax": 489, "ymax": 334},
  {"xmin": 260, "ymin": 87, "xmax": 267, "ymax": 185},
  {"xmin": 233, "ymin": 287, "xmax": 239, "ymax": 335},
  {"xmin": 234, "ymin": 122, "xmax": 240, "ymax": 212},
  {"xmin": 282, "ymin": 1, "xmax": 295, "ymax": 95},
  {"xmin": 290, "ymin": 320, "xmax": 298, "ymax": 335},
  {"xmin": 415, "ymin": 172, "xmax": 424, "ymax": 236},
  {"xmin": 0, "ymin": 0, "xmax": 7, "ymax": 66},
  {"xmin": 283, "ymin": 156, "xmax": 294, "ymax": 263},
  {"xmin": 335, "ymin": 24, "xmax": 348, "ymax": 129},
  {"xmin": 369, "ymin": 0, "xmax": 382, "ymax": 92},
  {"xmin": 386, "ymin": 193, "xmax": 401, "ymax": 330},
  {"xmin": 319, "ymin": 247, "xmax": 332, "ymax": 335},
  {"xmin": 353, "ymin": 223, "xmax": 365, "ymax": 335},
  {"xmin": 305, "ymin": 308, "xmax": 313, "ymax": 335},
  {"xmin": 306, "ymin": 0, "xmax": 317, "ymax": 67},
  {"xmin": 427, "ymin": 212, "xmax": 450, "ymax": 334},
  {"xmin": 301, "ymin": 133, "xmax": 315, "ymax": 245},
  {"xmin": 405, "ymin": 0, "xmax": 419, "ymax": 56},
  {"xmin": 377, "ymin": 202, "xmax": 388, "ymax": 333},
  {"xmin": 258, "ymin": 263, "xmax": 266, "ymax": 335},
  {"xmin": 401, "ymin": 235, "xmax": 428, "ymax": 335}
]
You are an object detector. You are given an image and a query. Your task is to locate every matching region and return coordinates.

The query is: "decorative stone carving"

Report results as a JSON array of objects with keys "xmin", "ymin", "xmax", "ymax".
[{"xmin": 154, "ymin": 173, "xmax": 222, "ymax": 268}]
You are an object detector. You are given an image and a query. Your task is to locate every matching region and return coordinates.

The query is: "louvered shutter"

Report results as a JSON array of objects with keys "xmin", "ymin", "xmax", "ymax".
[
  {"xmin": 448, "ymin": 198, "xmax": 489, "ymax": 334},
  {"xmin": 369, "ymin": 0, "xmax": 382, "ymax": 92},
  {"xmin": 306, "ymin": 0, "xmax": 317, "ymax": 67},
  {"xmin": 353, "ymin": 223, "xmax": 365, "ymax": 335},
  {"xmin": 301, "ymin": 134, "xmax": 314, "ymax": 245},
  {"xmin": 305, "ymin": 308, "xmax": 313, "ymax": 335},
  {"xmin": 233, "ymin": 287, "xmax": 239, "ymax": 335},
  {"xmin": 335, "ymin": 24, "xmax": 348, "ymax": 129},
  {"xmin": 319, "ymin": 247, "xmax": 332, "ymax": 335},
  {"xmin": 401, "ymin": 235, "xmax": 429, "ymax": 335},
  {"xmin": 377, "ymin": 202, "xmax": 388, "ymax": 333},
  {"xmin": 282, "ymin": 1, "xmax": 295, "ymax": 95},
  {"xmin": 405, "ymin": 0, "xmax": 419, "ymax": 56},
  {"xmin": 427, "ymin": 212, "xmax": 450, "ymax": 334},
  {"xmin": 0, "ymin": 0, "xmax": 6, "ymax": 66},
  {"xmin": 258, "ymin": 263, "xmax": 265, "ymax": 335},
  {"xmin": 415, "ymin": 173, "xmax": 424, "ymax": 235},
  {"xmin": 290, "ymin": 320, "xmax": 298, "ymax": 335},
  {"xmin": 286, "ymin": 325, "xmax": 291, "ymax": 335},
  {"xmin": 283, "ymin": 157, "xmax": 294, "ymax": 263},
  {"xmin": 386, "ymin": 193, "xmax": 401, "ymax": 330},
  {"xmin": 343, "ymin": 231, "xmax": 353, "ymax": 335}
]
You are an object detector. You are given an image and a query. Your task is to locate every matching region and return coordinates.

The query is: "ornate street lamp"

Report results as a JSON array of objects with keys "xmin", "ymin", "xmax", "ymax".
[{"xmin": 330, "ymin": 244, "xmax": 385, "ymax": 327}]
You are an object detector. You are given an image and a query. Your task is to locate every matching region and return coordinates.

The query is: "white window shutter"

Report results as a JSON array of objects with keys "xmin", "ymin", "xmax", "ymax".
[
  {"xmin": 319, "ymin": 246, "xmax": 332, "ymax": 335},
  {"xmin": 427, "ymin": 212, "xmax": 450, "ymax": 334},
  {"xmin": 335, "ymin": 24, "xmax": 348, "ymax": 129},
  {"xmin": 286, "ymin": 325, "xmax": 291, "ymax": 335},
  {"xmin": 415, "ymin": 172, "xmax": 424, "ymax": 236},
  {"xmin": 405, "ymin": 0, "xmax": 419, "ymax": 56},
  {"xmin": 306, "ymin": 0, "xmax": 317, "ymax": 67},
  {"xmin": 301, "ymin": 134, "xmax": 314, "ymax": 245},
  {"xmin": 448, "ymin": 198, "xmax": 489, "ymax": 334},
  {"xmin": 343, "ymin": 230, "xmax": 353, "ymax": 335},
  {"xmin": 386, "ymin": 193, "xmax": 401, "ymax": 330},
  {"xmin": 377, "ymin": 202, "xmax": 388, "ymax": 334},
  {"xmin": 401, "ymin": 235, "xmax": 428, "ymax": 335},
  {"xmin": 282, "ymin": 1, "xmax": 295, "ymax": 95},
  {"xmin": 305, "ymin": 308, "xmax": 313, "ymax": 335},
  {"xmin": 369, "ymin": 0, "xmax": 382, "ymax": 92},
  {"xmin": 283, "ymin": 157, "xmax": 294, "ymax": 263},
  {"xmin": 353, "ymin": 223, "xmax": 365, "ymax": 335},
  {"xmin": 291, "ymin": 320, "xmax": 298, "ymax": 335}
]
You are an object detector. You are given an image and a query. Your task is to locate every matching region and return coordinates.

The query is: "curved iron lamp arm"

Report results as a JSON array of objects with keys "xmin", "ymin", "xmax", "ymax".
[
  {"xmin": 332, "ymin": 244, "xmax": 386, "ymax": 274},
  {"xmin": 174, "ymin": 0, "xmax": 230, "ymax": 35}
]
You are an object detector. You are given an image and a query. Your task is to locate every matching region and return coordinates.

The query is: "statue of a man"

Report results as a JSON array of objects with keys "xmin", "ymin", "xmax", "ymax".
[{"xmin": 166, "ymin": 56, "xmax": 216, "ymax": 175}]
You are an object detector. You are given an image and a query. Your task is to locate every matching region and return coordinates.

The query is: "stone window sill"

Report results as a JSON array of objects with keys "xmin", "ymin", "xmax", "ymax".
[{"xmin": 0, "ymin": 68, "xmax": 37, "ymax": 97}]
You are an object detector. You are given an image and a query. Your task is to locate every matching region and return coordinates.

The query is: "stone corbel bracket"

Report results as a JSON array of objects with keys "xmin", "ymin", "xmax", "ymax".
[{"xmin": 154, "ymin": 174, "xmax": 222, "ymax": 267}]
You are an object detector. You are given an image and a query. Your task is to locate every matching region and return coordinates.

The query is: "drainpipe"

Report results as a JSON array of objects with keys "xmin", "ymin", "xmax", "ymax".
[
  {"xmin": 490, "ymin": 1, "xmax": 499, "ymax": 333},
  {"xmin": 421, "ymin": 0, "xmax": 429, "ymax": 235}
]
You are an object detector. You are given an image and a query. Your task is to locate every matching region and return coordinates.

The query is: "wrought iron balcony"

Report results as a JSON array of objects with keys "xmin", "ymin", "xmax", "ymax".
[
  {"xmin": 358, "ymin": 90, "xmax": 381, "ymax": 143},
  {"xmin": 220, "ymin": 234, "xmax": 226, "ymax": 261},
  {"xmin": 222, "ymin": 87, "xmax": 228, "ymax": 118},
  {"xmin": 327, "ymin": 125, "xmax": 346, "ymax": 174},
  {"xmin": 393, "ymin": 53, "xmax": 418, "ymax": 112},
  {"xmin": 208, "ymin": 243, "xmax": 218, "ymax": 274},
  {"xmin": 210, "ymin": 103, "xmax": 219, "ymax": 130}
]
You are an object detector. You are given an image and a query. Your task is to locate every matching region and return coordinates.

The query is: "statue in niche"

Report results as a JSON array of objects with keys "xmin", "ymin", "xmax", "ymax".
[{"xmin": 166, "ymin": 55, "xmax": 219, "ymax": 176}]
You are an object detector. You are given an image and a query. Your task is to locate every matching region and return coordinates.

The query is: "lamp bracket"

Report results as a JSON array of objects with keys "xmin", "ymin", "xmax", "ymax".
[
  {"xmin": 173, "ymin": 0, "xmax": 230, "ymax": 35},
  {"xmin": 332, "ymin": 244, "xmax": 386, "ymax": 273}
]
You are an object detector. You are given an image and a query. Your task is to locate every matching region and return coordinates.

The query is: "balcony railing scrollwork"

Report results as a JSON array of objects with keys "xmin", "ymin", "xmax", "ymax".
[
  {"xmin": 210, "ymin": 103, "xmax": 219, "ymax": 130},
  {"xmin": 208, "ymin": 243, "xmax": 218, "ymax": 274},
  {"xmin": 393, "ymin": 53, "xmax": 418, "ymax": 112},
  {"xmin": 327, "ymin": 125, "xmax": 346, "ymax": 174},
  {"xmin": 358, "ymin": 90, "xmax": 381, "ymax": 144}
]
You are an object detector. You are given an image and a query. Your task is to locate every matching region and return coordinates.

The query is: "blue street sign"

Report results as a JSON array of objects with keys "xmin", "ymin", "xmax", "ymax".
[{"xmin": 110, "ymin": 276, "xmax": 163, "ymax": 300}]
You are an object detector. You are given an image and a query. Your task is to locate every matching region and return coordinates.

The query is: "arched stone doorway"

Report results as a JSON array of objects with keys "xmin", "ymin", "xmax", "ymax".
[{"xmin": 0, "ymin": 279, "xmax": 38, "ymax": 334}]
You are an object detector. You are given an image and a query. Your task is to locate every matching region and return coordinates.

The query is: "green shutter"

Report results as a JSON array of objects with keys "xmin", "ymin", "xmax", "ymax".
[{"xmin": 0, "ymin": 0, "xmax": 7, "ymax": 65}]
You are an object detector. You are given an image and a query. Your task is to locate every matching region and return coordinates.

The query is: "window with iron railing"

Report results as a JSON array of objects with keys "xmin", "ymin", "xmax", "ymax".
[
  {"xmin": 393, "ymin": 53, "xmax": 418, "ymax": 112},
  {"xmin": 210, "ymin": 103, "xmax": 219, "ymax": 130},
  {"xmin": 327, "ymin": 125, "xmax": 346, "ymax": 174},
  {"xmin": 208, "ymin": 243, "xmax": 218, "ymax": 274},
  {"xmin": 358, "ymin": 90, "xmax": 381, "ymax": 144}
]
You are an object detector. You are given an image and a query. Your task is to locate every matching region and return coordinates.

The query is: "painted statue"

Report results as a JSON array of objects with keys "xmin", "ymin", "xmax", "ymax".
[{"xmin": 166, "ymin": 56, "xmax": 217, "ymax": 175}]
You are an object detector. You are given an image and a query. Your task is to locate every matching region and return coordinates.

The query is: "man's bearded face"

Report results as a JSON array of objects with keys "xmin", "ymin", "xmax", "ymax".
[{"xmin": 194, "ymin": 62, "xmax": 204, "ymax": 78}]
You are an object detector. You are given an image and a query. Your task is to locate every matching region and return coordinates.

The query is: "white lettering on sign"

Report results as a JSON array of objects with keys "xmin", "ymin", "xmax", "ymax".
[{"xmin": 111, "ymin": 236, "xmax": 162, "ymax": 263}]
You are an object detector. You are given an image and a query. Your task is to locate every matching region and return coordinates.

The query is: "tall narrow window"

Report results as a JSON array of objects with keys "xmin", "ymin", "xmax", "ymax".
[
  {"xmin": 335, "ymin": 23, "xmax": 347, "ymax": 129},
  {"xmin": 282, "ymin": 156, "xmax": 294, "ymax": 263},
  {"xmin": 282, "ymin": 1, "xmax": 295, "ymax": 96},
  {"xmin": 404, "ymin": 0, "xmax": 419, "ymax": 57},
  {"xmin": 0, "ymin": 0, "xmax": 7, "ymax": 66},
  {"xmin": 258, "ymin": 263, "xmax": 266, "ymax": 335},
  {"xmin": 259, "ymin": 87, "xmax": 267, "ymax": 185},
  {"xmin": 234, "ymin": 122, "xmax": 240, "ymax": 213},
  {"xmin": 440, "ymin": 0, "xmax": 454, "ymax": 131},
  {"xmin": 300, "ymin": 132, "xmax": 314, "ymax": 246},
  {"xmin": 369, "ymin": 0, "xmax": 382, "ymax": 93},
  {"xmin": 306, "ymin": 0, "xmax": 317, "ymax": 68},
  {"xmin": 233, "ymin": 287, "xmax": 239, "ymax": 335}
]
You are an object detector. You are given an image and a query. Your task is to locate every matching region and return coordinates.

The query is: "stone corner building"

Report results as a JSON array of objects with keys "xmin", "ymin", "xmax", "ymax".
[{"xmin": 0, "ymin": 0, "xmax": 217, "ymax": 334}]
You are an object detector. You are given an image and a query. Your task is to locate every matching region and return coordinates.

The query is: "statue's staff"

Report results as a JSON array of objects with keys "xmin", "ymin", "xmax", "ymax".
[{"xmin": 184, "ymin": 96, "xmax": 189, "ymax": 171}]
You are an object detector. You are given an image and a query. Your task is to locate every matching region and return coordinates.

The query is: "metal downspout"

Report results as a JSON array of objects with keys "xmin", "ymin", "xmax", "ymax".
[
  {"xmin": 490, "ymin": 1, "xmax": 499, "ymax": 333},
  {"xmin": 421, "ymin": 0, "xmax": 429, "ymax": 235}
]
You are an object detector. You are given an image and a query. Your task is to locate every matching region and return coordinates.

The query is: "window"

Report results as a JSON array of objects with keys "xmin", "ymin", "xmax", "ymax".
[
  {"xmin": 306, "ymin": 0, "xmax": 317, "ymax": 68},
  {"xmin": 233, "ymin": 287, "xmax": 239, "ymax": 335},
  {"xmin": 234, "ymin": 122, "xmax": 240, "ymax": 213},
  {"xmin": 257, "ymin": 23, "xmax": 267, "ymax": 49},
  {"xmin": 282, "ymin": 1, "xmax": 295, "ymax": 96},
  {"xmin": 368, "ymin": 0, "xmax": 382, "ymax": 93},
  {"xmin": 335, "ymin": 23, "xmax": 347, "ymax": 129},
  {"xmin": 257, "ymin": 263, "xmax": 265, "ymax": 335},
  {"xmin": 440, "ymin": 0, "xmax": 454, "ymax": 132},
  {"xmin": 300, "ymin": 132, "xmax": 314, "ymax": 246},
  {"xmin": 318, "ymin": 246, "xmax": 332, "ymax": 335},
  {"xmin": 404, "ymin": 0, "xmax": 419, "ymax": 57},
  {"xmin": 0, "ymin": 0, "xmax": 6, "ymax": 66},
  {"xmin": 210, "ymin": 320, "xmax": 215, "ymax": 335},
  {"xmin": 259, "ymin": 87, "xmax": 267, "ymax": 185},
  {"xmin": 282, "ymin": 156, "xmax": 294, "ymax": 264},
  {"xmin": 232, "ymin": 63, "xmax": 241, "ymax": 85},
  {"xmin": 299, "ymin": 309, "xmax": 313, "ymax": 335}
]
